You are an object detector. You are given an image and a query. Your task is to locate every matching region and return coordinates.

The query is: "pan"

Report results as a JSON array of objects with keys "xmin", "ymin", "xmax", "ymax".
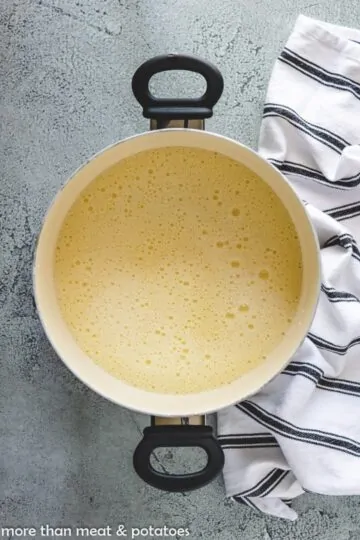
[{"xmin": 33, "ymin": 54, "xmax": 320, "ymax": 492}]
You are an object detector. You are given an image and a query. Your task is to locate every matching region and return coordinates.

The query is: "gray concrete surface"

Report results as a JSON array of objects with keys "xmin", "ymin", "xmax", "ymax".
[{"xmin": 2, "ymin": 0, "xmax": 360, "ymax": 538}]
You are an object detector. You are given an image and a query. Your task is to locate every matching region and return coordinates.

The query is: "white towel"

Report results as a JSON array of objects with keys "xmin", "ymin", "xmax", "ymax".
[{"xmin": 217, "ymin": 14, "xmax": 360, "ymax": 520}]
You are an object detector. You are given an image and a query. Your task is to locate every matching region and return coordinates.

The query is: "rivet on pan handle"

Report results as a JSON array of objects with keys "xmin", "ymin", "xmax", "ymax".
[{"xmin": 131, "ymin": 53, "xmax": 224, "ymax": 129}]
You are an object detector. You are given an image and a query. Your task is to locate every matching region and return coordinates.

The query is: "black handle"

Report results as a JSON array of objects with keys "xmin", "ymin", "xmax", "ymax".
[
  {"xmin": 133, "ymin": 425, "xmax": 224, "ymax": 491},
  {"xmin": 132, "ymin": 54, "xmax": 224, "ymax": 120}
]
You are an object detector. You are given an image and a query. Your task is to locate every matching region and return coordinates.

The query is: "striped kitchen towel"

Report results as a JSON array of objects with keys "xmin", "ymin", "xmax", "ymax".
[{"xmin": 217, "ymin": 14, "xmax": 360, "ymax": 520}]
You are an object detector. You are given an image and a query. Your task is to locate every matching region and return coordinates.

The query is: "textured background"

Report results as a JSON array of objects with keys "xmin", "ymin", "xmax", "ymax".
[{"xmin": 2, "ymin": 1, "xmax": 360, "ymax": 538}]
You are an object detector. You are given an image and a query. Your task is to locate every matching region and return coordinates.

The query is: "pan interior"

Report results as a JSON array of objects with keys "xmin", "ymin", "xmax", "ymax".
[{"xmin": 54, "ymin": 146, "xmax": 303, "ymax": 394}]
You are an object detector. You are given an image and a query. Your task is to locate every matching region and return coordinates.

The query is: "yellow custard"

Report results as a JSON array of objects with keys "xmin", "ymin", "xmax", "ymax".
[{"xmin": 54, "ymin": 147, "xmax": 302, "ymax": 394}]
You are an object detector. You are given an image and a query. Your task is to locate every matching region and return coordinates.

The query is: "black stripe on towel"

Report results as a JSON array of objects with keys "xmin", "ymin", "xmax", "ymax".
[
  {"xmin": 279, "ymin": 48, "xmax": 360, "ymax": 101},
  {"xmin": 263, "ymin": 103, "xmax": 349, "ymax": 153},
  {"xmin": 219, "ymin": 433, "xmax": 278, "ymax": 449},
  {"xmin": 233, "ymin": 468, "xmax": 289, "ymax": 499},
  {"xmin": 283, "ymin": 361, "xmax": 324, "ymax": 384},
  {"xmin": 283, "ymin": 361, "xmax": 360, "ymax": 397},
  {"xmin": 324, "ymin": 201, "xmax": 360, "ymax": 221},
  {"xmin": 323, "ymin": 233, "xmax": 353, "ymax": 248},
  {"xmin": 234, "ymin": 497, "xmax": 260, "ymax": 511},
  {"xmin": 233, "ymin": 469, "xmax": 279, "ymax": 498},
  {"xmin": 321, "ymin": 284, "xmax": 360, "ymax": 303},
  {"xmin": 237, "ymin": 401, "xmax": 360, "ymax": 457},
  {"xmin": 268, "ymin": 159, "xmax": 360, "ymax": 190},
  {"xmin": 308, "ymin": 332, "xmax": 360, "ymax": 355},
  {"xmin": 323, "ymin": 233, "xmax": 360, "ymax": 262}
]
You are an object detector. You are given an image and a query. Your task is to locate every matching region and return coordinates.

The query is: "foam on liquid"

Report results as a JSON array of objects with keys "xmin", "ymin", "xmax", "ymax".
[{"xmin": 54, "ymin": 147, "xmax": 303, "ymax": 394}]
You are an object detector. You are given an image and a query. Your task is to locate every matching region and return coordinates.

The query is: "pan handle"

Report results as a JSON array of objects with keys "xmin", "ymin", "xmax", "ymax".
[
  {"xmin": 131, "ymin": 54, "xmax": 224, "ymax": 120},
  {"xmin": 133, "ymin": 424, "xmax": 224, "ymax": 492}
]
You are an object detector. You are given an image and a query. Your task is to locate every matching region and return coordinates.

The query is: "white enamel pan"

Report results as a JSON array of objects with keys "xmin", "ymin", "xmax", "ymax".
[{"xmin": 34, "ymin": 54, "xmax": 320, "ymax": 492}]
